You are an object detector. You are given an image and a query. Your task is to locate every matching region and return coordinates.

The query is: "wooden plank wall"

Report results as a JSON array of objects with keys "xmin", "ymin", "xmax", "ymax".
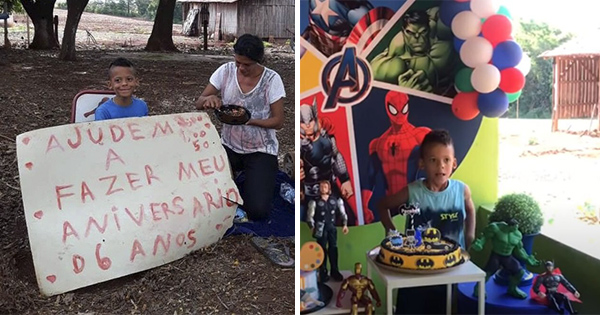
[
  {"xmin": 238, "ymin": 0, "xmax": 295, "ymax": 38},
  {"xmin": 185, "ymin": 2, "xmax": 238, "ymax": 39},
  {"xmin": 555, "ymin": 56, "xmax": 599, "ymax": 119}
]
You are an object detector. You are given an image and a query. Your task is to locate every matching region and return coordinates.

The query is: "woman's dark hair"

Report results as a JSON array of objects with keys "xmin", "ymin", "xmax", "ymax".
[{"xmin": 233, "ymin": 34, "xmax": 264, "ymax": 63}]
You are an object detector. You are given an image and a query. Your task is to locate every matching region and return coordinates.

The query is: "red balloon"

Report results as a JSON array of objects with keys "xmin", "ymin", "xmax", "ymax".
[
  {"xmin": 455, "ymin": 0, "xmax": 469, "ymax": 2},
  {"xmin": 452, "ymin": 92, "xmax": 480, "ymax": 121},
  {"xmin": 499, "ymin": 67, "xmax": 525, "ymax": 93},
  {"xmin": 482, "ymin": 15, "xmax": 512, "ymax": 46}
]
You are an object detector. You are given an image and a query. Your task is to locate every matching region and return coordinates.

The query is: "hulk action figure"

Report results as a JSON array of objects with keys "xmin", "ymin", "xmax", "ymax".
[
  {"xmin": 471, "ymin": 219, "xmax": 541, "ymax": 299},
  {"xmin": 370, "ymin": 7, "xmax": 457, "ymax": 96}
]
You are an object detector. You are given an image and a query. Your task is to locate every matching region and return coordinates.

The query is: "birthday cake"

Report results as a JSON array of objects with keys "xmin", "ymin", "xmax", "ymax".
[{"xmin": 376, "ymin": 204, "xmax": 464, "ymax": 271}]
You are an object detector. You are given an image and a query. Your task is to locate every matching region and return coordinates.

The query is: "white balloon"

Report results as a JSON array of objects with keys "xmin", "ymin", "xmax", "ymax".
[
  {"xmin": 452, "ymin": 11, "xmax": 482, "ymax": 40},
  {"xmin": 471, "ymin": 0, "xmax": 500, "ymax": 19},
  {"xmin": 515, "ymin": 53, "xmax": 532, "ymax": 76},
  {"xmin": 471, "ymin": 64, "xmax": 501, "ymax": 94},
  {"xmin": 460, "ymin": 37, "xmax": 494, "ymax": 68}
]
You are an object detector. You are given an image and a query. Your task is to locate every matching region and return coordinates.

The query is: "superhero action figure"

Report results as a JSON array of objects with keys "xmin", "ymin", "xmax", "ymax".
[
  {"xmin": 306, "ymin": 180, "xmax": 349, "ymax": 282},
  {"xmin": 336, "ymin": 262, "xmax": 381, "ymax": 315},
  {"xmin": 301, "ymin": 99, "xmax": 370, "ymax": 226},
  {"xmin": 533, "ymin": 261, "xmax": 581, "ymax": 314},
  {"xmin": 361, "ymin": 91, "xmax": 430, "ymax": 220},
  {"xmin": 301, "ymin": 0, "xmax": 394, "ymax": 58},
  {"xmin": 471, "ymin": 219, "xmax": 541, "ymax": 299}
]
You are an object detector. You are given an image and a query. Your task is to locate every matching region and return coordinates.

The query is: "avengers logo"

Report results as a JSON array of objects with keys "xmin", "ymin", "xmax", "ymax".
[
  {"xmin": 320, "ymin": 46, "xmax": 372, "ymax": 112},
  {"xmin": 415, "ymin": 257, "xmax": 435, "ymax": 269}
]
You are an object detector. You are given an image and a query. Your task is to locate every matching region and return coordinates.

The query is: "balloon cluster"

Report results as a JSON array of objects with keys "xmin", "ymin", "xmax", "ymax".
[{"xmin": 441, "ymin": 0, "xmax": 531, "ymax": 120}]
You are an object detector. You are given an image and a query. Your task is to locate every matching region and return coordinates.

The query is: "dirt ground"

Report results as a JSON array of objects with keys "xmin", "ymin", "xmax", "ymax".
[
  {"xmin": 498, "ymin": 118, "xmax": 600, "ymax": 256},
  {"xmin": 0, "ymin": 10, "xmax": 295, "ymax": 315}
]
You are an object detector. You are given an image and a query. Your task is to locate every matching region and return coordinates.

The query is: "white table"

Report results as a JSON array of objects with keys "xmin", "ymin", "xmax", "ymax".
[
  {"xmin": 365, "ymin": 248, "xmax": 486, "ymax": 315},
  {"xmin": 311, "ymin": 270, "xmax": 366, "ymax": 315}
]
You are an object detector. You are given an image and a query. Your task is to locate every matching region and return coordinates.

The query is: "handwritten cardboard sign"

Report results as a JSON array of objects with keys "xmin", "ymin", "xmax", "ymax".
[{"xmin": 16, "ymin": 113, "xmax": 242, "ymax": 296}]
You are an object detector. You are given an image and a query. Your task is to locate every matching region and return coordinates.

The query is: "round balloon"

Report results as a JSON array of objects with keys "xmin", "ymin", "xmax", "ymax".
[
  {"xmin": 455, "ymin": 67, "xmax": 475, "ymax": 92},
  {"xmin": 452, "ymin": 11, "xmax": 482, "ymax": 40},
  {"xmin": 478, "ymin": 88, "xmax": 509, "ymax": 117},
  {"xmin": 471, "ymin": 64, "xmax": 501, "ymax": 94},
  {"xmin": 452, "ymin": 92, "xmax": 480, "ymax": 120},
  {"xmin": 499, "ymin": 67, "xmax": 525, "ymax": 93},
  {"xmin": 460, "ymin": 37, "xmax": 494, "ymax": 68},
  {"xmin": 454, "ymin": 37, "xmax": 466, "ymax": 53},
  {"xmin": 515, "ymin": 53, "xmax": 532, "ymax": 76},
  {"xmin": 482, "ymin": 14, "xmax": 512, "ymax": 46},
  {"xmin": 492, "ymin": 40, "xmax": 523, "ymax": 70},
  {"xmin": 440, "ymin": 0, "xmax": 472, "ymax": 27},
  {"xmin": 471, "ymin": 0, "xmax": 500, "ymax": 19},
  {"xmin": 497, "ymin": 5, "xmax": 512, "ymax": 19},
  {"xmin": 507, "ymin": 90, "xmax": 522, "ymax": 103}
]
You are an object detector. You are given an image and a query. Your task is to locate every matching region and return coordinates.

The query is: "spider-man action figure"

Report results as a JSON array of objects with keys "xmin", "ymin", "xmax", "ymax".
[{"xmin": 361, "ymin": 91, "xmax": 430, "ymax": 221}]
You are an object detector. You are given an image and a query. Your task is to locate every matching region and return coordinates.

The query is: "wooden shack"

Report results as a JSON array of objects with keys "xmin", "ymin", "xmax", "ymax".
[
  {"xmin": 541, "ymin": 34, "xmax": 600, "ymax": 132},
  {"xmin": 178, "ymin": 0, "xmax": 294, "ymax": 40}
]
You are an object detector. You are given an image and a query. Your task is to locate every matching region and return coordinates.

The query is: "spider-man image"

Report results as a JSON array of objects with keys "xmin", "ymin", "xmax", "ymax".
[{"xmin": 361, "ymin": 91, "xmax": 430, "ymax": 222}]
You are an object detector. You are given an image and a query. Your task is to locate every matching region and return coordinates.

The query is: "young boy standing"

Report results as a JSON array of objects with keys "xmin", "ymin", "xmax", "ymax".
[
  {"xmin": 377, "ymin": 129, "xmax": 476, "ymax": 314},
  {"xmin": 95, "ymin": 57, "xmax": 148, "ymax": 121}
]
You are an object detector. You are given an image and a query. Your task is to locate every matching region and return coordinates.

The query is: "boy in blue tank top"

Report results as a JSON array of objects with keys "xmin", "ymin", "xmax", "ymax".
[
  {"xmin": 95, "ymin": 57, "xmax": 148, "ymax": 121},
  {"xmin": 377, "ymin": 129, "xmax": 476, "ymax": 314}
]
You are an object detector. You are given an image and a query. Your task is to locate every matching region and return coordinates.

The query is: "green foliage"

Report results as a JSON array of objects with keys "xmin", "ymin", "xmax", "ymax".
[
  {"xmin": 0, "ymin": 0, "xmax": 23, "ymax": 13},
  {"xmin": 505, "ymin": 20, "xmax": 573, "ymax": 119},
  {"xmin": 56, "ymin": 0, "xmax": 182, "ymax": 23},
  {"xmin": 489, "ymin": 193, "xmax": 544, "ymax": 235}
]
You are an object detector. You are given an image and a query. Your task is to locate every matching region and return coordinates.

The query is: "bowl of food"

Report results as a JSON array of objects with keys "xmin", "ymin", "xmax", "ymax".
[{"xmin": 215, "ymin": 104, "xmax": 251, "ymax": 125}]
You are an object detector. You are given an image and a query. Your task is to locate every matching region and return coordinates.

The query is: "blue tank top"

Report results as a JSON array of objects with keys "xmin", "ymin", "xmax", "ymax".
[{"xmin": 405, "ymin": 179, "xmax": 466, "ymax": 249}]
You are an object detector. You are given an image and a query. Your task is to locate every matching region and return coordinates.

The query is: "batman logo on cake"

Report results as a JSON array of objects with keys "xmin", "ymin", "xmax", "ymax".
[
  {"xmin": 422, "ymin": 228, "xmax": 441, "ymax": 243},
  {"xmin": 444, "ymin": 254, "xmax": 457, "ymax": 267},
  {"xmin": 390, "ymin": 255, "xmax": 404, "ymax": 266},
  {"xmin": 415, "ymin": 257, "xmax": 435, "ymax": 269}
]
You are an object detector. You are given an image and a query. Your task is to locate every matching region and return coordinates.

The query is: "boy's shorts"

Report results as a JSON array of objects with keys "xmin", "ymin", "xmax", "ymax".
[{"xmin": 395, "ymin": 284, "xmax": 456, "ymax": 314}]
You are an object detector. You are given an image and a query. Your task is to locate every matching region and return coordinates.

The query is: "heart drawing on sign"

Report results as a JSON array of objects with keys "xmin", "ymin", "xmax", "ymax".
[
  {"xmin": 25, "ymin": 162, "xmax": 33, "ymax": 170},
  {"xmin": 33, "ymin": 211, "xmax": 43, "ymax": 219},
  {"xmin": 46, "ymin": 275, "xmax": 56, "ymax": 283},
  {"xmin": 215, "ymin": 224, "xmax": 223, "ymax": 231},
  {"xmin": 22, "ymin": 137, "xmax": 30, "ymax": 145}
]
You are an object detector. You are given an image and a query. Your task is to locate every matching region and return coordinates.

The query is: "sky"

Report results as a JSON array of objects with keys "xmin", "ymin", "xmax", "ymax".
[{"xmin": 501, "ymin": 0, "xmax": 598, "ymax": 35}]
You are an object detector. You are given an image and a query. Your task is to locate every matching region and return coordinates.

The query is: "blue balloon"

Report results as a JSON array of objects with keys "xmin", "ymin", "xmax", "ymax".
[
  {"xmin": 478, "ymin": 89, "xmax": 509, "ymax": 117},
  {"xmin": 453, "ymin": 37, "xmax": 465, "ymax": 53},
  {"xmin": 492, "ymin": 40, "xmax": 523, "ymax": 70},
  {"xmin": 439, "ymin": 0, "xmax": 471, "ymax": 27}
]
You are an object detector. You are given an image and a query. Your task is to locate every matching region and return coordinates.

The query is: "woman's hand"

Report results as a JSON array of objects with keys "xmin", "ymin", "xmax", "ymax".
[
  {"xmin": 194, "ymin": 83, "xmax": 221, "ymax": 110},
  {"xmin": 197, "ymin": 95, "xmax": 222, "ymax": 109}
]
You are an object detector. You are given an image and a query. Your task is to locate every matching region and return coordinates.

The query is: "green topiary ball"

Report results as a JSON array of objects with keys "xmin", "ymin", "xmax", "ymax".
[{"xmin": 489, "ymin": 193, "xmax": 544, "ymax": 235}]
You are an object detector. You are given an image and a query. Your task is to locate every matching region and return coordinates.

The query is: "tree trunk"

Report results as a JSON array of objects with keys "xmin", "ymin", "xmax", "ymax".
[
  {"xmin": 145, "ymin": 0, "xmax": 178, "ymax": 52},
  {"xmin": 59, "ymin": 0, "xmax": 89, "ymax": 61},
  {"xmin": 20, "ymin": 0, "xmax": 59, "ymax": 49}
]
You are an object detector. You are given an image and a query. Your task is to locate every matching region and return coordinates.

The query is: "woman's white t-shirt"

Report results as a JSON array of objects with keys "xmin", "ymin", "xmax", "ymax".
[{"xmin": 209, "ymin": 62, "xmax": 286, "ymax": 156}]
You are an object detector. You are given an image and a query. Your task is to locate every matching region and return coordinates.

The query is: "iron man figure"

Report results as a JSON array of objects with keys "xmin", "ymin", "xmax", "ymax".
[
  {"xmin": 336, "ymin": 262, "xmax": 381, "ymax": 315},
  {"xmin": 361, "ymin": 91, "xmax": 430, "ymax": 219}
]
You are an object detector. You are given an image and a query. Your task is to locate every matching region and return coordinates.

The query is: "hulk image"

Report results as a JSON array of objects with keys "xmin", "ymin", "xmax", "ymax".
[
  {"xmin": 370, "ymin": 7, "xmax": 457, "ymax": 96},
  {"xmin": 471, "ymin": 219, "xmax": 541, "ymax": 299}
]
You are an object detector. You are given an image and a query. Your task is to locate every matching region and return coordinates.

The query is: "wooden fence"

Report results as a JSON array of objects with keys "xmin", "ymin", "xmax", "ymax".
[{"xmin": 552, "ymin": 55, "xmax": 600, "ymax": 131}]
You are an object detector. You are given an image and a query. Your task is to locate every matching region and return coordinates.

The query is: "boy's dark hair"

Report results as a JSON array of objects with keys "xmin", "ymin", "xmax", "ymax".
[
  {"xmin": 233, "ymin": 34, "xmax": 264, "ymax": 63},
  {"xmin": 108, "ymin": 57, "xmax": 136, "ymax": 78},
  {"xmin": 420, "ymin": 129, "xmax": 454, "ymax": 159}
]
